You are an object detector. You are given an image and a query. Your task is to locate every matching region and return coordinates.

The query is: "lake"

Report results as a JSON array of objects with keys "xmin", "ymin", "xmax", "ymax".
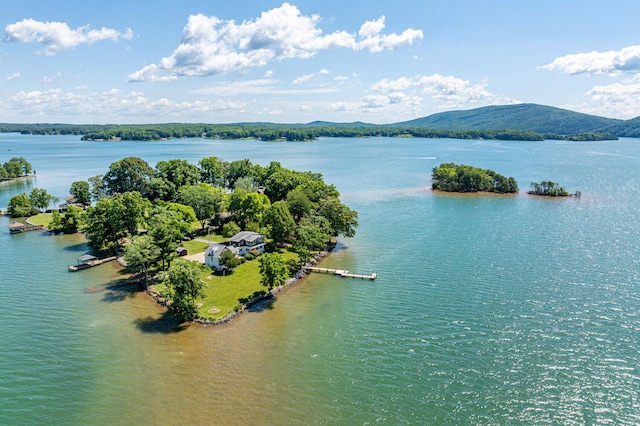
[{"xmin": 0, "ymin": 134, "xmax": 638, "ymax": 424}]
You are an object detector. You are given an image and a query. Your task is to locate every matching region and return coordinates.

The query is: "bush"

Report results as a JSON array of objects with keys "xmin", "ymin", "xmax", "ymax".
[{"xmin": 244, "ymin": 253, "xmax": 255, "ymax": 261}]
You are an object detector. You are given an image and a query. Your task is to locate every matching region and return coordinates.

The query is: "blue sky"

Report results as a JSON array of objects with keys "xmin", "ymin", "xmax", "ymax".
[{"xmin": 2, "ymin": 0, "xmax": 640, "ymax": 124}]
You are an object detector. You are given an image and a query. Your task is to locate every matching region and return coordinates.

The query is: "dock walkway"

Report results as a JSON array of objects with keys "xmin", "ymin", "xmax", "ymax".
[
  {"xmin": 69, "ymin": 256, "xmax": 117, "ymax": 271},
  {"xmin": 305, "ymin": 266, "xmax": 377, "ymax": 280}
]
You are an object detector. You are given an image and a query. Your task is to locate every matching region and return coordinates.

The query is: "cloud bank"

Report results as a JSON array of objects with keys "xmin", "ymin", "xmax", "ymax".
[
  {"xmin": 128, "ymin": 3, "xmax": 423, "ymax": 82},
  {"xmin": 540, "ymin": 45, "xmax": 640, "ymax": 75},
  {"xmin": 4, "ymin": 18, "xmax": 133, "ymax": 56}
]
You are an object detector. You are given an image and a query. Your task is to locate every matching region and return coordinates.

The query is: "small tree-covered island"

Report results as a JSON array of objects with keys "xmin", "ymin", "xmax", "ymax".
[
  {"xmin": 8, "ymin": 156, "xmax": 358, "ymax": 324},
  {"xmin": 431, "ymin": 163, "xmax": 519, "ymax": 194}
]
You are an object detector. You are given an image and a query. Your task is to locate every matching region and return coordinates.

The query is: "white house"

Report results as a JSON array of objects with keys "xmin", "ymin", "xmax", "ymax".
[
  {"xmin": 228, "ymin": 231, "xmax": 266, "ymax": 256},
  {"xmin": 204, "ymin": 243, "xmax": 238, "ymax": 271}
]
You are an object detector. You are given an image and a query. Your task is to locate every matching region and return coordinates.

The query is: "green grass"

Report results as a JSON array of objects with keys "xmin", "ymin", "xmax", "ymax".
[
  {"xmin": 179, "ymin": 239, "xmax": 209, "ymax": 254},
  {"xmin": 152, "ymin": 249, "xmax": 300, "ymax": 321},
  {"xmin": 28, "ymin": 213, "xmax": 52, "ymax": 227}
]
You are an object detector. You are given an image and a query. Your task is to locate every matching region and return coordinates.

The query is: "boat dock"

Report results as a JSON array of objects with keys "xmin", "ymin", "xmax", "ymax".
[
  {"xmin": 69, "ymin": 255, "xmax": 117, "ymax": 271},
  {"xmin": 8, "ymin": 221, "xmax": 44, "ymax": 234},
  {"xmin": 305, "ymin": 266, "xmax": 377, "ymax": 280}
]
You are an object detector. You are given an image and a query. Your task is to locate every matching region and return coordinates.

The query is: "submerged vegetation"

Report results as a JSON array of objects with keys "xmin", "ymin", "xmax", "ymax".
[{"xmin": 431, "ymin": 163, "xmax": 518, "ymax": 194}]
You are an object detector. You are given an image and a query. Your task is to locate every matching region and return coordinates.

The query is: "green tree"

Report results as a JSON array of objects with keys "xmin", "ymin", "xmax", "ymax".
[
  {"xmin": 70, "ymin": 181, "xmax": 91, "ymax": 206},
  {"xmin": 29, "ymin": 188, "xmax": 58, "ymax": 212},
  {"xmin": 7, "ymin": 193, "xmax": 36, "ymax": 217},
  {"xmin": 88, "ymin": 174, "xmax": 107, "ymax": 201},
  {"xmin": 149, "ymin": 209, "xmax": 182, "ymax": 270},
  {"xmin": 123, "ymin": 235, "xmax": 160, "ymax": 290},
  {"xmin": 225, "ymin": 159, "xmax": 256, "ymax": 189},
  {"xmin": 317, "ymin": 197, "xmax": 358, "ymax": 237},
  {"xmin": 219, "ymin": 249, "xmax": 241, "ymax": 271},
  {"xmin": 153, "ymin": 159, "xmax": 201, "ymax": 201},
  {"xmin": 259, "ymin": 252, "xmax": 289, "ymax": 291},
  {"xmin": 162, "ymin": 262, "xmax": 206, "ymax": 321},
  {"xmin": 178, "ymin": 183, "xmax": 226, "ymax": 229},
  {"xmin": 59, "ymin": 205, "xmax": 86, "ymax": 233},
  {"xmin": 103, "ymin": 156, "xmax": 154, "ymax": 197},
  {"xmin": 263, "ymin": 201, "xmax": 295, "ymax": 246},
  {"xmin": 85, "ymin": 192, "xmax": 150, "ymax": 250},
  {"xmin": 199, "ymin": 156, "xmax": 227, "ymax": 187}
]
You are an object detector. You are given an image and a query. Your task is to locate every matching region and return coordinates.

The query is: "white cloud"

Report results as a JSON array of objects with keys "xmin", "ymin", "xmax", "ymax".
[
  {"xmin": 292, "ymin": 73, "xmax": 315, "ymax": 85},
  {"xmin": 0, "ymin": 88, "xmax": 244, "ymax": 122},
  {"xmin": 540, "ymin": 45, "xmax": 640, "ymax": 75},
  {"xmin": 319, "ymin": 69, "xmax": 330, "ymax": 75},
  {"xmin": 579, "ymin": 76, "xmax": 640, "ymax": 118},
  {"xmin": 4, "ymin": 18, "xmax": 133, "ymax": 56},
  {"xmin": 128, "ymin": 3, "xmax": 422, "ymax": 82},
  {"xmin": 41, "ymin": 72, "xmax": 63, "ymax": 84},
  {"xmin": 6, "ymin": 72, "xmax": 20, "ymax": 80},
  {"xmin": 372, "ymin": 73, "xmax": 510, "ymax": 107}
]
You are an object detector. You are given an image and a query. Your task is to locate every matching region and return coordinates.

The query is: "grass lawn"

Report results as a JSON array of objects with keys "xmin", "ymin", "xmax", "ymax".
[
  {"xmin": 28, "ymin": 213, "xmax": 52, "ymax": 227},
  {"xmin": 153, "ymin": 249, "xmax": 300, "ymax": 321},
  {"xmin": 179, "ymin": 239, "xmax": 209, "ymax": 254}
]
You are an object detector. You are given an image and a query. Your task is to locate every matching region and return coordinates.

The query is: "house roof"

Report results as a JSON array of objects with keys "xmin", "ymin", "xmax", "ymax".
[
  {"xmin": 205, "ymin": 243, "xmax": 238, "ymax": 258},
  {"xmin": 8, "ymin": 222, "xmax": 24, "ymax": 229},
  {"xmin": 229, "ymin": 231, "xmax": 264, "ymax": 244}
]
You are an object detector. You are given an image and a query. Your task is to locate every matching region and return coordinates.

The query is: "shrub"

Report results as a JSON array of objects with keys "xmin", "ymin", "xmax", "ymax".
[{"xmin": 244, "ymin": 253, "xmax": 255, "ymax": 261}]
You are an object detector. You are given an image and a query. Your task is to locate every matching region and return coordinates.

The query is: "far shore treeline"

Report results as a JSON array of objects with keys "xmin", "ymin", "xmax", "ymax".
[{"xmin": 0, "ymin": 123, "xmax": 616, "ymax": 142}]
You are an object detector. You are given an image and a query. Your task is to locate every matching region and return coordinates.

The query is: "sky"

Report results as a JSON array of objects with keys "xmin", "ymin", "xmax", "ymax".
[{"xmin": 2, "ymin": 0, "xmax": 640, "ymax": 124}]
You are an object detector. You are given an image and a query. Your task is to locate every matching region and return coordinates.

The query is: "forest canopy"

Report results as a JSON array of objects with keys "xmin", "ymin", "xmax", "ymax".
[{"xmin": 431, "ymin": 163, "xmax": 518, "ymax": 194}]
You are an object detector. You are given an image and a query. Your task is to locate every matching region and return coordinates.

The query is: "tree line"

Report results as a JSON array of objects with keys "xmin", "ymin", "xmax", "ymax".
[
  {"xmin": 0, "ymin": 157, "xmax": 33, "ymax": 180},
  {"xmin": 0, "ymin": 122, "xmax": 615, "ymax": 142}
]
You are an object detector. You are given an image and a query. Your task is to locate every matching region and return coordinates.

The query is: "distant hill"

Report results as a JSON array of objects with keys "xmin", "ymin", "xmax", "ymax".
[
  {"xmin": 392, "ymin": 103, "xmax": 624, "ymax": 134},
  {"xmin": 602, "ymin": 116, "xmax": 640, "ymax": 137}
]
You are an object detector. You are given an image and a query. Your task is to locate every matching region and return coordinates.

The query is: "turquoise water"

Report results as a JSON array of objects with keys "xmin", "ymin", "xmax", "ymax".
[{"xmin": 0, "ymin": 134, "xmax": 639, "ymax": 424}]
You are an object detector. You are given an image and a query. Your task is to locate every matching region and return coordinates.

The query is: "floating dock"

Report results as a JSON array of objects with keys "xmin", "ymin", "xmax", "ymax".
[
  {"xmin": 69, "ymin": 255, "xmax": 117, "ymax": 271},
  {"xmin": 305, "ymin": 266, "xmax": 377, "ymax": 280}
]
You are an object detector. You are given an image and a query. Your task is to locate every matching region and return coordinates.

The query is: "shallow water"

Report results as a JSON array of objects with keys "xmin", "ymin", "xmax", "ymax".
[{"xmin": 0, "ymin": 134, "xmax": 638, "ymax": 424}]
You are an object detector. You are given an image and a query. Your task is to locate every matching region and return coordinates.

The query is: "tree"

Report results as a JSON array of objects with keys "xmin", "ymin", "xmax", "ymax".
[
  {"xmin": 178, "ymin": 183, "xmax": 226, "ymax": 229},
  {"xmin": 162, "ymin": 262, "xmax": 206, "ymax": 321},
  {"xmin": 219, "ymin": 249, "xmax": 241, "ymax": 271},
  {"xmin": 103, "ymin": 156, "xmax": 154, "ymax": 197},
  {"xmin": 225, "ymin": 159, "xmax": 256, "ymax": 189},
  {"xmin": 29, "ymin": 188, "xmax": 58, "ymax": 212},
  {"xmin": 199, "ymin": 156, "xmax": 227, "ymax": 187},
  {"xmin": 123, "ymin": 235, "xmax": 160, "ymax": 290},
  {"xmin": 85, "ymin": 192, "xmax": 150, "ymax": 250},
  {"xmin": 153, "ymin": 159, "xmax": 201, "ymax": 201},
  {"xmin": 70, "ymin": 181, "xmax": 91, "ymax": 206},
  {"xmin": 263, "ymin": 201, "xmax": 295, "ymax": 246},
  {"xmin": 317, "ymin": 197, "xmax": 358, "ymax": 237},
  {"xmin": 7, "ymin": 193, "xmax": 36, "ymax": 217},
  {"xmin": 259, "ymin": 252, "xmax": 289, "ymax": 290},
  {"xmin": 88, "ymin": 174, "xmax": 107, "ymax": 201},
  {"xmin": 149, "ymin": 209, "xmax": 182, "ymax": 270},
  {"xmin": 59, "ymin": 205, "xmax": 86, "ymax": 233},
  {"xmin": 3, "ymin": 157, "xmax": 32, "ymax": 178}
]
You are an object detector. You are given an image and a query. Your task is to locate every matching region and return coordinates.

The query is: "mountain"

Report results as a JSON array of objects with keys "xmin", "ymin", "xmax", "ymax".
[
  {"xmin": 392, "ymin": 103, "xmax": 624, "ymax": 134},
  {"xmin": 602, "ymin": 116, "xmax": 640, "ymax": 137}
]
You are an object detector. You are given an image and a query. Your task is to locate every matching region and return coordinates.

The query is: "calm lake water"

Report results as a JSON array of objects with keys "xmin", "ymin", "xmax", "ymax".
[{"xmin": 0, "ymin": 134, "xmax": 639, "ymax": 425}]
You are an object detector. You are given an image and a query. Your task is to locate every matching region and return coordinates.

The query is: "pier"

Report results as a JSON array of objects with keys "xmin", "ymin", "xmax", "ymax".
[
  {"xmin": 69, "ymin": 255, "xmax": 117, "ymax": 271},
  {"xmin": 8, "ymin": 222, "xmax": 44, "ymax": 234},
  {"xmin": 305, "ymin": 266, "xmax": 377, "ymax": 280}
]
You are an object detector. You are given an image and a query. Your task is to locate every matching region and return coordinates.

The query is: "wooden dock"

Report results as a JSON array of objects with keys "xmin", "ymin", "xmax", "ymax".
[
  {"xmin": 8, "ymin": 222, "xmax": 44, "ymax": 234},
  {"xmin": 69, "ymin": 255, "xmax": 117, "ymax": 271},
  {"xmin": 305, "ymin": 266, "xmax": 377, "ymax": 280}
]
